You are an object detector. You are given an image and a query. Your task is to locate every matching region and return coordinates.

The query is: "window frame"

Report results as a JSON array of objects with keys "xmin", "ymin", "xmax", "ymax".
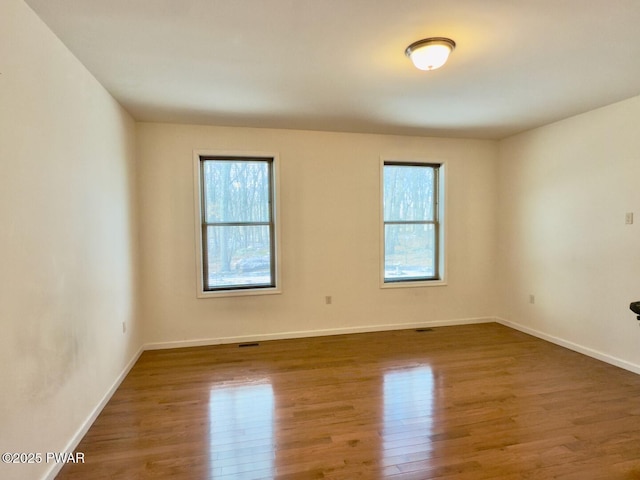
[
  {"xmin": 193, "ymin": 150, "xmax": 282, "ymax": 298},
  {"xmin": 380, "ymin": 159, "xmax": 447, "ymax": 288}
]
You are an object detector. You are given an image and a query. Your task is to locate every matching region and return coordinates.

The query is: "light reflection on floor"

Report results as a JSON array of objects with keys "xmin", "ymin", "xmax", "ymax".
[
  {"xmin": 383, "ymin": 366, "xmax": 435, "ymax": 470},
  {"xmin": 208, "ymin": 381, "xmax": 275, "ymax": 479}
]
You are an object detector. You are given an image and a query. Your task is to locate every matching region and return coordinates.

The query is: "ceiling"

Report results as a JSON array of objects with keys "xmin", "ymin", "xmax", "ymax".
[{"xmin": 24, "ymin": 0, "xmax": 640, "ymax": 139}]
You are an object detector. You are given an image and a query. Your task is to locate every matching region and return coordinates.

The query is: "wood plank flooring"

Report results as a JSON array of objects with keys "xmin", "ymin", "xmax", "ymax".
[{"xmin": 56, "ymin": 323, "xmax": 640, "ymax": 479}]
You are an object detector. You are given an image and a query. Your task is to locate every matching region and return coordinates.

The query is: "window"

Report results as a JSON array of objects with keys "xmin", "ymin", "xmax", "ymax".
[
  {"xmin": 382, "ymin": 161, "xmax": 444, "ymax": 285},
  {"xmin": 194, "ymin": 153, "xmax": 279, "ymax": 296}
]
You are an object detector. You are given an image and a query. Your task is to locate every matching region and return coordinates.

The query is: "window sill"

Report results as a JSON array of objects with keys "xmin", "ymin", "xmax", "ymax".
[
  {"xmin": 197, "ymin": 287, "xmax": 282, "ymax": 299},
  {"xmin": 380, "ymin": 279, "xmax": 447, "ymax": 289}
]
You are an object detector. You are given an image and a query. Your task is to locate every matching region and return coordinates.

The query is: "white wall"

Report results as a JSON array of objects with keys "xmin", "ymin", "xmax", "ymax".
[
  {"xmin": 497, "ymin": 95, "xmax": 640, "ymax": 371},
  {"xmin": 0, "ymin": 1, "xmax": 142, "ymax": 479},
  {"xmin": 137, "ymin": 123, "xmax": 498, "ymax": 345}
]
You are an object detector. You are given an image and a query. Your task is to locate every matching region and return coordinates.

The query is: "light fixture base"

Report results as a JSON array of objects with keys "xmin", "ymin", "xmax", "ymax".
[{"xmin": 405, "ymin": 37, "xmax": 456, "ymax": 71}]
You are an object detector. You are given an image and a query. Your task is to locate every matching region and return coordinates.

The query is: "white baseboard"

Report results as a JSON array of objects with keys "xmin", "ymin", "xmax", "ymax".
[
  {"xmin": 143, "ymin": 316, "xmax": 494, "ymax": 350},
  {"xmin": 43, "ymin": 345, "xmax": 144, "ymax": 480},
  {"xmin": 495, "ymin": 316, "xmax": 640, "ymax": 375}
]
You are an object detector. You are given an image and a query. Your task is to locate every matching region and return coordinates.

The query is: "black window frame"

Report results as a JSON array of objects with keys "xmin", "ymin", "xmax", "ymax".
[
  {"xmin": 382, "ymin": 161, "xmax": 442, "ymax": 284},
  {"xmin": 199, "ymin": 155, "xmax": 277, "ymax": 293}
]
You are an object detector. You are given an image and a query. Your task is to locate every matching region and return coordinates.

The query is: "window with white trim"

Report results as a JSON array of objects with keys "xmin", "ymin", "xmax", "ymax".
[
  {"xmin": 382, "ymin": 161, "xmax": 444, "ymax": 285},
  {"xmin": 195, "ymin": 154, "xmax": 279, "ymax": 295}
]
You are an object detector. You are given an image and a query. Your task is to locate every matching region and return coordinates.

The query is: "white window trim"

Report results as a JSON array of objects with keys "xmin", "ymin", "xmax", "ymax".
[
  {"xmin": 379, "ymin": 157, "xmax": 448, "ymax": 289},
  {"xmin": 193, "ymin": 150, "xmax": 282, "ymax": 298}
]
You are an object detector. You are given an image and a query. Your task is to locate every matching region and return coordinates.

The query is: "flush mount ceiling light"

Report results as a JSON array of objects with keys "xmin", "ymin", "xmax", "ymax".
[{"xmin": 405, "ymin": 37, "xmax": 456, "ymax": 71}]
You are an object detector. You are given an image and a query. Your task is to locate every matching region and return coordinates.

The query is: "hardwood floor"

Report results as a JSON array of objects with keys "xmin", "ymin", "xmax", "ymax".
[{"xmin": 56, "ymin": 323, "xmax": 640, "ymax": 479}]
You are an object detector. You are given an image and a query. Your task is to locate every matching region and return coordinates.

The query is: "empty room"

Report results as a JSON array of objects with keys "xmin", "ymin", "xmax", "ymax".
[{"xmin": 2, "ymin": 0, "xmax": 640, "ymax": 479}]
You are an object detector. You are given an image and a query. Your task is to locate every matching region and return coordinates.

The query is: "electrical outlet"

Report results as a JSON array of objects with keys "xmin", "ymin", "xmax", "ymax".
[
  {"xmin": 325, "ymin": 296, "xmax": 332, "ymax": 305},
  {"xmin": 529, "ymin": 294, "xmax": 535, "ymax": 304}
]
